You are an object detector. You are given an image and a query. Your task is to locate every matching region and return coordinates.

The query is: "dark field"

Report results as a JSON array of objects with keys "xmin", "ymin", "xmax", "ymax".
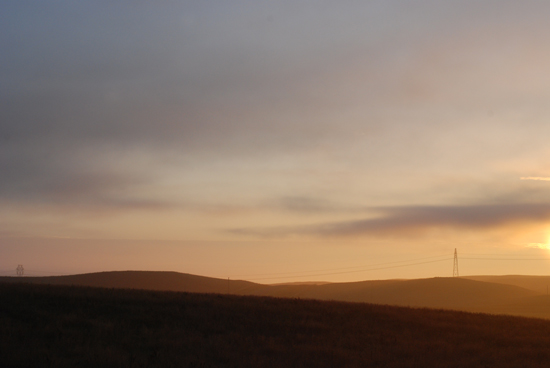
[{"xmin": 2, "ymin": 283, "xmax": 550, "ymax": 367}]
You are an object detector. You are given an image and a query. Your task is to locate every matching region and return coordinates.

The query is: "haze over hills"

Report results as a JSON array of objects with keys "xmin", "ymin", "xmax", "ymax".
[
  {"xmin": 3, "ymin": 271, "xmax": 550, "ymax": 320},
  {"xmin": 464, "ymin": 275, "xmax": 550, "ymax": 294}
]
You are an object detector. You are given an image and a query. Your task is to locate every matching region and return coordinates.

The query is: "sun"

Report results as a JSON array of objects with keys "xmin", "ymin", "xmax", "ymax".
[{"xmin": 527, "ymin": 234, "xmax": 550, "ymax": 250}]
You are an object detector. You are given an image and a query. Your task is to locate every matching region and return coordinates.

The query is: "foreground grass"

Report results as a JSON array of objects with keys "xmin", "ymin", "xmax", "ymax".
[{"xmin": 2, "ymin": 283, "xmax": 550, "ymax": 367}]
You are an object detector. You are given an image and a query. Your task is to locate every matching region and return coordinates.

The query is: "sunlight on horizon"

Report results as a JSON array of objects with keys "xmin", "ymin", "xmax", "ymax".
[
  {"xmin": 527, "ymin": 232, "xmax": 550, "ymax": 251},
  {"xmin": 520, "ymin": 177, "xmax": 550, "ymax": 181}
]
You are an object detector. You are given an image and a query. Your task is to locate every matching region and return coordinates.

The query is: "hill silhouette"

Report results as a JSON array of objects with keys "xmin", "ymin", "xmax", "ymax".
[
  {"xmin": 464, "ymin": 275, "xmax": 550, "ymax": 294},
  {"xmin": 3, "ymin": 271, "xmax": 549, "ymax": 319},
  {"xmin": 0, "ymin": 271, "xmax": 263, "ymax": 294}
]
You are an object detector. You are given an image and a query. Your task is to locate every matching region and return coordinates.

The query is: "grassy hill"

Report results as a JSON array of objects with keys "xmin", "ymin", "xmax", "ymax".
[
  {"xmin": 464, "ymin": 275, "xmax": 550, "ymax": 294},
  {"xmin": 3, "ymin": 271, "xmax": 550, "ymax": 319},
  {"xmin": 261, "ymin": 277, "xmax": 538, "ymax": 309},
  {"xmin": 2, "ymin": 282, "xmax": 550, "ymax": 367}
]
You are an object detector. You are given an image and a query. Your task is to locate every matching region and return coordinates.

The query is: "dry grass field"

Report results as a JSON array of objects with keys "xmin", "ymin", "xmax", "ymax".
[{"xmin": 3, "ymin": 282, "xmax": 550, "ymax": 367}]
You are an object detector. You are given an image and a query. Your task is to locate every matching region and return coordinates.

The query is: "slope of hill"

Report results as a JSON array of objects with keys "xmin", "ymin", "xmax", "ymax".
[
  {"xmin": 3, "ymin": 282, "xmax": 550, "ymax": 368},
  {"xmin": 464, "ymin": 275, "xmax": 550, "ymax": 294},
  {"xmin": 261, "ymin": 277, "xmax": 538, "ymax": 311},
  {"xmin": 2, "ymin": 271, "xmax": 547, "ymax": 319},
  {"xmin": 0, "ymin": 271, "xmax": 265, "ymax": 294}
]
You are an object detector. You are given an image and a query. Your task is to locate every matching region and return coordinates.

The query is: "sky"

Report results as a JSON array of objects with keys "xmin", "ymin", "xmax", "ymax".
[{"xmin": 3, "ymin": 1, "xmax": 550, "ymax": 282}]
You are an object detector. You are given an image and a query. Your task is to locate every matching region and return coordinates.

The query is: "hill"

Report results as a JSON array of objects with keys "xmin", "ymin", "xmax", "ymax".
[
  {"xmin": 261, "ymin": 277, "xmax": 538, "ymax": 310},
  {"xmin": 0, "ymin": 271, "xmax": 262, "ymax": 294},
  {"xmin": 2, "ymin": 282, "xmax": 550, "ymax": 367},
  {"xmin": 464, "ymin": 275, "xmax": 550, "ymax": 294},
  {"xmin": 3, "ymin": 271, "xmax": 550, "ymax": 319}
]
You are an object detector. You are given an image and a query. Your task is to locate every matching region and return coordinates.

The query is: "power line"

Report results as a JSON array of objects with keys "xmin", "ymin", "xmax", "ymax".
[
  {"xmin": 232, "ymin": 254, "xmax": 451, "ymax": 279},
  {"xmin": 24, "ymin": 270, "xmax": 69, "ymax": 274},
  {"xmin": 465, "ymin": 258, "xmax": 550, "ymax": 261},
  {"xmin": 243, "ymin": 250, "xmax": 550, "ymax": 282},
  {"xmin": 0, "ymin": 269, "xmax": 73, "ymax": 276},
  {"xmin": 460, "ymin": 252, "xmax": 530, "ymax": 256},
  {"xmin": 460, "ymin": 252, "xmax": 550, "ymax": 257},
  {"xmin": 248, "ymin": 258, "xmax": 452, "ymax": 281}
]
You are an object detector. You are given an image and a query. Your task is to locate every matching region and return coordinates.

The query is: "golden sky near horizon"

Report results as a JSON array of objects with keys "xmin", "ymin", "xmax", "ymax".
[{"xmin": 3, "ymin": 1, "xmax": 550, "ymax": 282}]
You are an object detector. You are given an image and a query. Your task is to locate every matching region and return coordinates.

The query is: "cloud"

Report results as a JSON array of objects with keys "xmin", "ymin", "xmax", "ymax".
[
  {"xmin": 229, "ymin": 203, "xmax": 550, "ymax": 238},
  {"xmin": 0, "ymin": 142, "xmax": 179, "ymax": 214},
  {"xmin": 274, "ymin": 196, "xmax": 367, "ymax": 214},
  {"xmin": 0, "ymin": 230, "xmax": 25, "ymax": 239},
  {"xmin": 520, "ymin": 177, "xmax": 550, "ymax": 181},
  {"xmin": 3, "ymin": 1, "xmax": 550, "ymax": 217}
]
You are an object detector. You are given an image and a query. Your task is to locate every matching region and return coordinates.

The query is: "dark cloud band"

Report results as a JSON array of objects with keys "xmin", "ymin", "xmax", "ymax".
[{"xmin": 229, "ymin": 203, "xmax": 550, "ymax": 238}]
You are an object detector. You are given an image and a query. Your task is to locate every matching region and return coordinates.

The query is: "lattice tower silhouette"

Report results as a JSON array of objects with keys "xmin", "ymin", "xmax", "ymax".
[{"xmin": 453, "ymin": 248, "xmax": 459, "ymax": 277}]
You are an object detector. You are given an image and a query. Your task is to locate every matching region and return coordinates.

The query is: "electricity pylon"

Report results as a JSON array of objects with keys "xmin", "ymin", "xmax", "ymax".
[
  {"xmin": 453, "ymin": 248, "xmax": 459, "ymax": 277},
  {"xmin": 16, "ymin": 264, "xmax": 24, "ymax": 276}
]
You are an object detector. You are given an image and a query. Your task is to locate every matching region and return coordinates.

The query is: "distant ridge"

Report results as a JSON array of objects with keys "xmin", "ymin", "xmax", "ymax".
[
  {"xmin": 0, "ymin": 271, "xmax": 264, "ymax": 295},
  {"xmin": 3, "ymin": 271, "xmax": 550, "ymax": 319},
  {"xmin": 464, "ymin": 275, "xmax": 550, "ymax": 294}
]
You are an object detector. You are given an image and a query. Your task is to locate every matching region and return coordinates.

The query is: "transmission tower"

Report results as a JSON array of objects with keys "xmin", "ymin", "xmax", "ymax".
[
  {"xmin": 453, "ymin": 249, "xmax": 459, "ymax": 277},
  {"xmin": 16, "ymin": 264, "xmax": 24, "ymax": 276}
]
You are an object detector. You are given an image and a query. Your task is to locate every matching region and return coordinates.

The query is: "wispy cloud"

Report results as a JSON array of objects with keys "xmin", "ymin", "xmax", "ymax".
[
  {"xmin": 229, "ymin": 203, "xmax": 550, "ymax": 239},
  {"xmin": 520, "ymin": 177, "xmax": 550, "ymax": 181},
  {"xmin": 273, "ymin": 196, "xmax": 368, "ymax": 214}
]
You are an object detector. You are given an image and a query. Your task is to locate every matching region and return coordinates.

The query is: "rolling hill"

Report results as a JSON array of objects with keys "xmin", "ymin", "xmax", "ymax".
[
  {"xmin": 3, "ymin": 271, "xmax": 550, "ymax": 319},
  {"xmin": 464, "ymin": 275, "xmax": 550, "ymax": 294}
]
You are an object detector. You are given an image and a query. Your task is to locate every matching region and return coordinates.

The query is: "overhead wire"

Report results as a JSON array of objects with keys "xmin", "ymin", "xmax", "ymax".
[
  {"xmin": 231, "ymin": 253, "xmax": 451, "ymax": 278},
  {"xmin": 248, "ymin": 257, "xmax": 453, "ymax": 281},
  {"xmin": 241, "ymin": 251, "xmax": 550, "ymax": 281},
  {"xmin": 0, "ymin": 269, "xmax": 73, "ymax": 276},
  {"xmin": 3, "ymin": 252, "xmax": 549, "ymax": 280},
  {"xmin": 461, "ymin": 257, "xmax": 550, "ymax": 261}
]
